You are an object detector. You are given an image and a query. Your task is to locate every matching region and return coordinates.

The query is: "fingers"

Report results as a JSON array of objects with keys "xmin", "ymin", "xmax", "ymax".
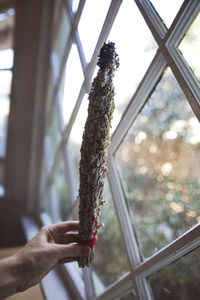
[
  {"xmin": 57, "ymin": 243, "xmax": 90, "ymax": 259},
  {"xmin": 59, "ymin": 233, "xmax": 80, "ymax": 244},
  {"xmin": 49, "ymin": 221, "xmax": 79, "ymax": 234}
]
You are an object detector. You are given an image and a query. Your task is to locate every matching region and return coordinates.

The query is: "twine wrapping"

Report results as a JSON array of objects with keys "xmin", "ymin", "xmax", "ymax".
[{"xmin": 78, "ymin": 42, "xmax": 119, "ymax": 268}]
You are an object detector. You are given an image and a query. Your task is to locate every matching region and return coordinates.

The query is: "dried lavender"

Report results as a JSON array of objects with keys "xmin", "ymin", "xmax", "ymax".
[{"xmin": 78, "ymin": 42, "xmax": 119, "ymax": 268}]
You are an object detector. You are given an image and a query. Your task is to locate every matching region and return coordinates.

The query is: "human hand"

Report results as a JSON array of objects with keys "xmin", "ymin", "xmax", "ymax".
[{"xmin": 15, "ymin": 221, "xmax": 90, "ymax": 292}]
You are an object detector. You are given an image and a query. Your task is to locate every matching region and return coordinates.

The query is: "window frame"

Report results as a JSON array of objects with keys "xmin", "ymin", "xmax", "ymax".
[{"xmin": 41, "ymin": 0, "xmax": 200, "ymax": 299}]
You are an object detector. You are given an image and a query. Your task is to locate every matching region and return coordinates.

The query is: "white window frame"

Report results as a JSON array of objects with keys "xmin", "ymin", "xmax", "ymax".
[{"xmin": 41, "ymin": 0, "xmax": 200, "ymax": 299}]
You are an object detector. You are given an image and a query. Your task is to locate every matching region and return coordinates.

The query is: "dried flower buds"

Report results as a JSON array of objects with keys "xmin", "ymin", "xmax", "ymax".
[{"xmin": 78, "ymin": 42, "xmax": 119, "ymax": 268}]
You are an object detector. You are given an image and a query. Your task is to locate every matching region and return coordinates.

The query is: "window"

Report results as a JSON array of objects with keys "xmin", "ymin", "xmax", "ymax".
[
  {"xmin": 0, "ymin": 6, "xmax": 15, "ymax": 197},
  {"xmin": 41, "ymin": 0, "xmax": 200, "ymax": 299}
]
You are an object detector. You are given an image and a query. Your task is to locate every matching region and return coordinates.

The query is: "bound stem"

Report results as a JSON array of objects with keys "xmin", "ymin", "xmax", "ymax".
[{"xmin": 78, "ymin": 42, "xmax": 119, "ymax": 268}]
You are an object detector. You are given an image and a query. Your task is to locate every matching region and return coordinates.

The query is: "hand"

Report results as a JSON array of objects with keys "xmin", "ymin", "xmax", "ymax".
[{"xmin": 15, "ymin": 221, "xmax": 90, "ymax": 292}]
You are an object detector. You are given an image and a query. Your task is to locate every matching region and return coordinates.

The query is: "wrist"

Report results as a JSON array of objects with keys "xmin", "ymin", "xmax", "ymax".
[{"xmin": 0, "ymin": 255, "xmax": 22, "ymax": 298}]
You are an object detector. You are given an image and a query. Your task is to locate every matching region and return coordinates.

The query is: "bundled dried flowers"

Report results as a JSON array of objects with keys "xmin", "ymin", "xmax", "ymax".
[{"xmin": 78, "ymin": 42, "xmax": 119, "ymax": 268}]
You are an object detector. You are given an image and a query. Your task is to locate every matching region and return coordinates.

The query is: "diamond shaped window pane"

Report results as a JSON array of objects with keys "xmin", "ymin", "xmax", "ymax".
[
  {"xmin": 91, "ymin": 179, "xmax": 129, "ymax": 296},
  {"xmin": 150, "ymin": 0, "xmax": 183, "ymax": 28},
  {"xmin": 78, "ymin": 0, "xmax": 111, "ymax": 62},
  {"xmin": 61, "ymin": 44, "xmax": 84, "ymax": 125},
  {"xmin": 107, "ymin": 0, "xmax": 158, "ymax": 133},
  {"xmin": 178, "ymin": 11, "xmax": 200, "ymax": 82},
  {"xmin": 115, "ymin": 67, "xmax": 200, "ymax": 258}
]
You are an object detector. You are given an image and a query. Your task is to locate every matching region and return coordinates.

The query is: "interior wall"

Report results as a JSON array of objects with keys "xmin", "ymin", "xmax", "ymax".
[{"xmin": 1, "ymin": 0, "xmax": 53, "ymax": 247}]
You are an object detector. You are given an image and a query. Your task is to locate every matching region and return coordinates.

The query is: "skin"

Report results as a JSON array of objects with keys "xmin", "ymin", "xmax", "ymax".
[{"xmin": 0, "ymin": 221, "xmax": 90, "ymax": 299}]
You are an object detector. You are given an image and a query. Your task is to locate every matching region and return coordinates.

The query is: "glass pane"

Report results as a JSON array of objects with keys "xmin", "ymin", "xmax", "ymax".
[
  {"xmin": 0, "ymin": 96, "xmax": 10, "ymax": 157},
  {"xmin": 107, "ymin": 0, "xmax": 158, "ymax": 133},
  {"xmin": 0, "ymin": 164, "xmax": 5, "ymax": 197},
  {"xmin": 91, "ymin": 179, "xmax": 129, "ymax": 296},
  {"xmin": 51, "ymin": 1, "xmax": 71, "ymax": 77},
  {"xmin": 46, "ymin": 107, "xmax": 61, "ymax": 169},
  {"xmin": 178, "ymin": 11, "xmax": 200, "ymax": 82},
  {"xmin": 150, "ymin": 0, "xmax": 183, "ymax": 28},
  {"xmin": 115, "ymin": 67, "xmax": 200, "ymax": 258},
  {"xmin": 61, "ymin": 44, "xmax": 84, "ymax": 125},
  {"xmin": 78, "ymin": 0, "xmax": 111, "ymax": 62},
  {"xmin": 0, "ymin": 49, "xmax": 14, "ymax": 69},
  {"xmin": 148, "ymin": 247, "xmax": 200, "ymax": 299},
  {"xmin": 68, "ymin": 94, "xmax": 88, "ymax": 191},
  {"xmin": 52, "ymin": 157, "xmax": 71, "ymax": 220},
  {"xmin": 0, "ymin": 70, "xmax": 12, "ymax": 96},
  {"xmin": 0, "ymin": 8, "xmax": 15, "ymax": 53}
]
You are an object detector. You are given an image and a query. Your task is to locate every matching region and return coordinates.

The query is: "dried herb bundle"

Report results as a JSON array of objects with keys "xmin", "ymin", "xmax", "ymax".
[{"xmin": 78, "ymin": 42, "xmax": 119, "ymax": 268}]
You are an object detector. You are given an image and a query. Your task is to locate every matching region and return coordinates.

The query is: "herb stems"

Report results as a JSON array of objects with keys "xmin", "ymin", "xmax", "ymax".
[{"xmin": 78, "ymin": 42, "xmax": 119, "ymax": 268}]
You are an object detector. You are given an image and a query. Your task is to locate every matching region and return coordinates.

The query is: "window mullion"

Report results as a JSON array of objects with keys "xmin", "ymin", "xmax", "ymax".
[
  {"xmin": 135, "ymin": 278, "xmax": 152, "ymax": 300},
  {"xmin": 84, "ymin": 0, "xmax": 123, "ymax": 81},
  {"xmin": 47, "ymin": 85, "xmax": 85, "ymax": 189},
  {"xmin": 39, "ymin": 139, "xmax": 50, "ymax": 211},
  {"xmin": 65, "ymin": 0, "xmax": 86, "ymax": 28},
  {"xmin": 64, "ymin": 0, "xmax": 88, "ymax": 79},
  {"xmin": 107, "ymin": 154, "xmax": 152, "ymax": 299},
  {"xmin": 44, "ymin": 135, "xmax": 52, "ymax": 178},
  {"xmin": 61, "ymin": 263, "xmax": 86, "ymax": 300},
  {"xmin": 75, "ymin": 31, "xmax": 89, "ymax": 92},
  {"xmin": 134, "ymin": 0, "xmax": 167, "ymax": 42},
  {"xmin": 163, "ymin": 1, "xmax": 200, "ymax": 122},
  {"xmin": 62, "ymin": 84, "xmax": 86, "ymax": 142},
  {"xmin": 134, "ymin": 224, "xmax": 200, "ymax": 278},
  {"xmin": 164, "ymin": 0, "xmax": 200, "ymax": 45},
  {"xmin": 82, "ymin": 268, "xmax": 95, "ymax": 300},
  {"xmin": 110, "ymin": 51, "xmax": 167, "ymax": 155},
  {"xmin": 0, "ymin": 68, "xmax": 13, "ymax": 72},
  {"xmin": 55, "ymin": 93, "xmax": 65, "ymax": 133},
  {"xmin": 60, "ymin": 0, "xmax": 124, "ymax": 144},
  {"xmin": 95, "ymin": 273, "xmax": 133, "ymax": 300},
  {"xmin": 45, "ymin": 0, "xmax": 85, "ymax": 133},
  {"xmin": 49, "ymin": 185, "xmax": 61, "ymax": 223},
  {"xmin": 107, "ymin": 154, "xmax": 141, "ymax": 268},
  {"xmin": 47, "ymin": 140, "xmax": 63, "ymax": 187},
  {"xmin": 164, "ymin": 45, "xmax": 200, "ymax": 123}
]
